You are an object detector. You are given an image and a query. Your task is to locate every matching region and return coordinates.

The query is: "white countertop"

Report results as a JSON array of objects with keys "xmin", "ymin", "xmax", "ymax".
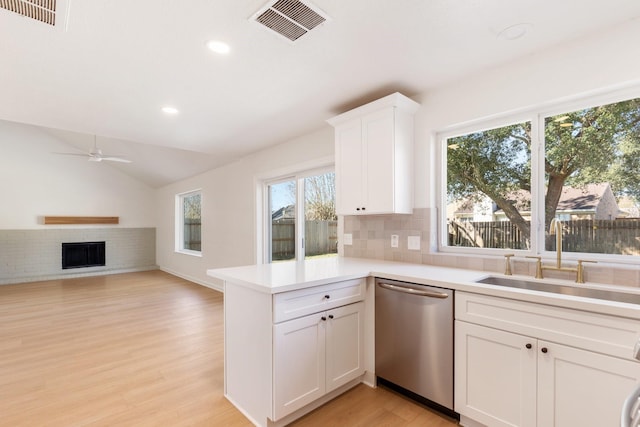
[{"xmin": 207, "ymin": 257, "xmax": 640, "ymax": 320}]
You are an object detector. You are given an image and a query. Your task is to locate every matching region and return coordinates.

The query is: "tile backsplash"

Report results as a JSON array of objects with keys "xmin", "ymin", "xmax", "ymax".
[
  {"xmin": 342, "ymin": 208, "xmax": 640, "ymax": 288},
  {"xmin": 343, "ymin": 208, "xmax": 431, "ymax": 264}
]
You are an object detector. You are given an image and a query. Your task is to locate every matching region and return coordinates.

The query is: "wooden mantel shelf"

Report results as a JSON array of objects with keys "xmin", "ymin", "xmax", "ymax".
[{"xmin": 44, "ymin": 216, "xmax": 119, "ymax": 225}]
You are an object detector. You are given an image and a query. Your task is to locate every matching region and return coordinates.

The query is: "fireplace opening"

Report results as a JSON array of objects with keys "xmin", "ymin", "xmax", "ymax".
[{"xmin": 62, "ymin": 242, "xmax": 106, "ymax": 269}]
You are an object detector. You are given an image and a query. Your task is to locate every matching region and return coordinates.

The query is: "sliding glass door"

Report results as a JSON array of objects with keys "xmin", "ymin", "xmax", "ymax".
[{"xmin": 265, "ymin": 170, "xmax": 336, "ymax": 262}]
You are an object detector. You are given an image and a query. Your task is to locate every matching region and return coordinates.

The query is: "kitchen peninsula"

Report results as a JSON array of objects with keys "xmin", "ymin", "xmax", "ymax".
[{"xmin": 208, "ymin": 257, "xmax": 640, "ymax": 427}]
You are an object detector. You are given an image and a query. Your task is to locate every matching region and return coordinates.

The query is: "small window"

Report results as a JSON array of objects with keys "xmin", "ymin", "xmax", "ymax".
[{"xmin": 176, "ymin": 190, "xmax": 202, "ymax": 255}]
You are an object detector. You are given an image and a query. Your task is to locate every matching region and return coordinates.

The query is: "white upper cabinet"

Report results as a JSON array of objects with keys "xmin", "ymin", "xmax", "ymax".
[{"xmin": 328, "ymin": 93, "xmax": 420, "ymax": 215}]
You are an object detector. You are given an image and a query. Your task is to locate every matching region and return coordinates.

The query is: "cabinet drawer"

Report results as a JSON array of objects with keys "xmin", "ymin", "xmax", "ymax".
[
  {"xmin": 456, "ymin": 291, "xmax": 640, "ymax": 360},
  {"xmin": 273, "ymin": 279, "xmax": 365, "ymax": 323}
]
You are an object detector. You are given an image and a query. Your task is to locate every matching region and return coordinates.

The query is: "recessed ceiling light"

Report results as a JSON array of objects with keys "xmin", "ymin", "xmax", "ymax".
[
  {"xmin": 162, "ymin": 106, "xmax": 179, "ymax": 115},
  {"xmin": 497, "ymin": 23, "xmax": 533, "ymax": 41},
  {"xmin": 206, "ymin": 40, "xmax": 231, "ymax": 54}
]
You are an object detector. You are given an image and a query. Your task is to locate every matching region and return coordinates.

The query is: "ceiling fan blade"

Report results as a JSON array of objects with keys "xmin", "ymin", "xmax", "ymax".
[
  {"xmin": 100, "ymin": 156, "xmax": 132, "ymax": 163},
  {"xmin": 52, "ymin": 152, "xmax": 90, "ymax": 158},
  {"xmin": 53, "ymin": 141, "xmax": 131, "ymax": 164}
]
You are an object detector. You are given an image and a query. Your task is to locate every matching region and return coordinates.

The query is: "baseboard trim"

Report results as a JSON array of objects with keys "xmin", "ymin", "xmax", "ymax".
[
  {"xmin": 0, "ymin": 265, "xmax": 159, "ymax": 286},
  {"xmin": 159, "ymin": 267, "xmax": 223, "ymax": 292}
]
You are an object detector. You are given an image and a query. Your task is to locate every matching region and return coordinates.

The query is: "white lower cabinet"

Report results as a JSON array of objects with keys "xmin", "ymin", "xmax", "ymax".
[
  {"xmin": 455, "ymin": 321, "xmax": 537, "ymax": 427},
  {"xmin": 223, "ymin": 278, "xmax": 367, "ymax": 427},
  {"xmin": 273, "ymin": 302, "xmax": 364, "ymax": 420},
  {"xmin": 537, "ymin": 339, "xmax": 640, "ymax": 427},
  {"xmin": 455, "ymin": 292, "xmax": 640, "ymax": 427}
]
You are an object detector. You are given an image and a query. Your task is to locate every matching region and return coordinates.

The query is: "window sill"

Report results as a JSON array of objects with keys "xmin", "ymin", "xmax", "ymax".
[{"xmin": 176, "ymin": 249, "xmax": 202, "ymax": 258}]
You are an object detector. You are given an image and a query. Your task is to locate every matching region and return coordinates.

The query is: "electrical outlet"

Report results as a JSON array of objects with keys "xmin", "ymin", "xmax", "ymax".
[
  {"xmin": 408, "ymin": 236, "xmax": 421, "ymax": 250},
  {"xmin": 391, "ymin": 235, "xmax": 399, "ymax": 248},
  {"xmin": 343, "ymin": 233, "xmax": 353, "ymax": 245}
]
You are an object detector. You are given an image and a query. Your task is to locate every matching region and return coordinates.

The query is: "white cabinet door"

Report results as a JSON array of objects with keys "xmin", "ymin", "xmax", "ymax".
[
  {"xmin": 455, "ymin": 321, "xmax": 537, "ymax": 427},
  {"xmin": 326, "ymin": 302, "xmax": 365, "ymax": 392},
  {"xmin": 273, "ymin": 312, "xmax": 326, "ymax": 420},
  {"xmin": 537, "ymin": 341, "xmax": 640, "ymax": 427},
  {"xmin": 334, "ymin": 109, "xmax": 402, "ymax": 216},
  {"xmin": 335, "ymin": 119, "xmax": 364, "ymax": 215},
  {"xmin": 361, "ymin": 108, "xmax": 395, "ymax": 214},
  {"xmin": 273, "ymin": 301, "xmax": 365, "ymax": 421},
  {"xmin": 331, "ymin": 94, "xmax": 417, "ymax": 216}
]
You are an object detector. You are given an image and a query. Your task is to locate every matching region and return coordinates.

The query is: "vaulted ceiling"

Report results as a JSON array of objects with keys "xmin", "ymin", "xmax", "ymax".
[{"xmin": 2, "ymin": 0, "xmax": 639, "ymax": 187}]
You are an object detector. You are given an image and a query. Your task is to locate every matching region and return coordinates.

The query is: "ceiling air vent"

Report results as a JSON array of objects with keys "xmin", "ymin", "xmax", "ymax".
[
  {"xmin": 0, "ymin": 0, "xmax": 69, "ymax": 29},
  {"xmin": 252, "ymin": 0, "xmax": 329, "ymax": 42},
  {"xmin": 1, "ymin": 0, "xmax": 56, "ymax": 25}
]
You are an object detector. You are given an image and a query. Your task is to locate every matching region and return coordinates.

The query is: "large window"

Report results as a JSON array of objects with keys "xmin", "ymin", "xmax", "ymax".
[
  {"xmin": 441, "ymin": 91, "xmax": 640, "ymax": 260},
  {"xmin": 543, "ymin": 98, "xmax": 640, "ymax": 256},
  {"xmin": 176, "ymin": 190, "xmax": 202, "ymax": 255},
  {"xmin": 446, "ymin": 120, "xmax": 532, "ymax": 250},
  {"xmin": 265, "ymin": 170, "xmax": 337, "ymax": 262}
]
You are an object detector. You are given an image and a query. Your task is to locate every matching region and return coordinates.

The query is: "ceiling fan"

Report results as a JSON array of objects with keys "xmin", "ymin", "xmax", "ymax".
[{"xmin": 55, "ymin": 137, "xmax": 132, "ymax": 163}]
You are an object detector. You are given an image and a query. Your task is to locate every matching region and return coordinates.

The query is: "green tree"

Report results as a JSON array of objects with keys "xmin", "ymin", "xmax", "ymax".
[
  {"xmin": 448, "ymin": 122, "xmax": 532, "ymax": 245},
  {"xmin": 544, "ymin": 98, "xmax": 640, "ymax": 225},
  {"xmin": 183, "ymin": 193, "xmax": 201, "ymax": 220},
  {"xmin": 447, "ymin": 98, "xmax": 640, "ymax": 248}
]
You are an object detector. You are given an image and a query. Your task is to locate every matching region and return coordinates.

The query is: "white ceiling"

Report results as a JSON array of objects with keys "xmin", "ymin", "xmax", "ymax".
[{"xmin": 2, "ymin": 0, "xmax": 640, "ymax": 187}]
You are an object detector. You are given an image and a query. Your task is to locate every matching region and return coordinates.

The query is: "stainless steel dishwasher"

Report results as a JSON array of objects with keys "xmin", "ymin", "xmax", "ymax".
[{"xmin": 375, "ymin": 278, "xmax": 455, "ymax": 415}]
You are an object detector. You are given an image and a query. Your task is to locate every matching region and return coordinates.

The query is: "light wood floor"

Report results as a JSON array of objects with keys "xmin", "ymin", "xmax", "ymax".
[{"xmin": 0, "ymin": 271, "xmax": 459, "ymax": 426}]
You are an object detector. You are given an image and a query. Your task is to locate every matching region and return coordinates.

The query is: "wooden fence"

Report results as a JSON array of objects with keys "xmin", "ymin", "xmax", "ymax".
[
  {"xmin": 561, "ymin": 219, "xmax": 640, "ymax": 255},
  {"xmin": 184, "ymin": 219, "xmax": 201, "ymax": 251},
  {"xmin": 449, "ymin": 218, "xmax": 640, "ymax": 255},
  {"xmin": 272, "ymin": 219, "xmax": 338, "ymax": 260},
  {"xmin": 449, "ymin": 219, "xmax": 527, "ymax": 249}
]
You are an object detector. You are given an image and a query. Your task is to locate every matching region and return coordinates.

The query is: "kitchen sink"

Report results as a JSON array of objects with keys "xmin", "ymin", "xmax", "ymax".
[{"xmin": 475, "ymin": 276, "xmax": 640, "ymax": 305}]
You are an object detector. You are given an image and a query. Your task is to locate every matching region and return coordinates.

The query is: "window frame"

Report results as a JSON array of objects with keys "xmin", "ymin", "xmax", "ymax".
[
  {"xmin": 437, "ymin": 84, "xmax": 640, "ymax": 264},
  {"xmin": 437, "ymin": 113, "xmax": 539, "ymax": 256},
  {"xmin": 175, "ymin": 189, "xmax": 202, "ymax": 257},
  {"xmin": 264, "ymin": 175, "xmax": 299, "ymax": 263}
]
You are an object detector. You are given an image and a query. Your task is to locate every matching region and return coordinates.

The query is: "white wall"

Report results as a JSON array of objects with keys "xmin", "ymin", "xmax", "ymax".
[
  {"xmin": 0, "ymin": 120, "xmax": 156, "ymax": 228},
  {"xmin": 155, "ymin": 128, "xmax": 334, "ymax": 289},
  {"xmin": 338, "ymin": 20, "xmax": 640, "ymax": 286},
  {"xmin": 413, "ymin": 18, "xmax": 640, "ymax": 209},
  {"xmin": 160, "ymin": 19, "xmax": 640, "ymax": 288}
]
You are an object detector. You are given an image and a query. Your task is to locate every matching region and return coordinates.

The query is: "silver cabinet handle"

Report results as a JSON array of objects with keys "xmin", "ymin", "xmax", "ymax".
[{"xmin": 377, "ymin": 282, "xmax": 449, "ymax": 299}]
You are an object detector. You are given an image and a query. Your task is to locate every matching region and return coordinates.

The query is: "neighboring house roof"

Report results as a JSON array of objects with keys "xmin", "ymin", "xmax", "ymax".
[
  {"xmin": 452, "ymin": 199, "xmax": 474, "ymax": 215},
  {"xmin": 452, "ymin": 189, "xmax": 531, "ymax": 216},
  {"xmin": 272, "ymin": 204, "xmax": 295, "ymax": 221},
  {"xmin": 451, "ymin": 183, "xmax": 617, "ymax": 217},
  {"xmin": 555, "ymin": 183, "xmax": 609, "ymax": 211}
]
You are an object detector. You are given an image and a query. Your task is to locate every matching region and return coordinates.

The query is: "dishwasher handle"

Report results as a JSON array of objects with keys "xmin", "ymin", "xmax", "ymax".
[{"xmin": 377, "ymin": 281, "xmax": 449, "ymax": 299}]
